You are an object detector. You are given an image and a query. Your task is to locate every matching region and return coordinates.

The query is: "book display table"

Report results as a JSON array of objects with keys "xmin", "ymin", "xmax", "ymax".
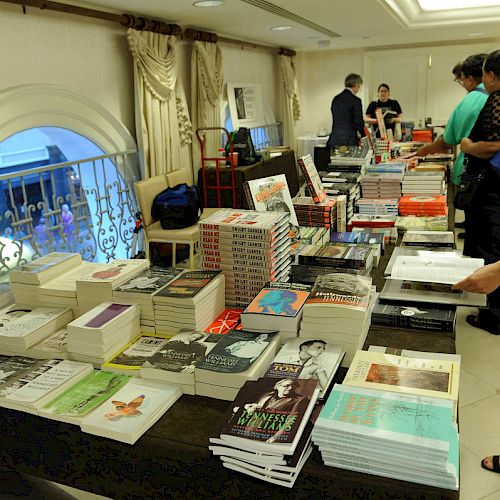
[{"xmin": 0, "ymin": 245, "xmax": 459, "ymax": 499}]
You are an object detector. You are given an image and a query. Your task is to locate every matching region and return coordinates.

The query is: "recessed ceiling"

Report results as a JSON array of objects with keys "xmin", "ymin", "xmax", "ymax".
[{"xmin": 43, "ymin": 0, "xmax": 500, "ymax": 51}]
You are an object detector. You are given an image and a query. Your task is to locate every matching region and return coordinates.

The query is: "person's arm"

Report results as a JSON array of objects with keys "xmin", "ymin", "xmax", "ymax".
[
  {"xmin": 392, "ymin": 100, "xmax": 403, "ymax": 123},
  {"xmin": 415, "ymin": 136, "xmax": 452, "ymax": 157},
  {"xmin": 460, "ymin": 138, "xmax": 500, "ymax": 159},
  {"xmin": 354, "ymin": 98, "xmax": 365, "ymax": 137},
  {"xmin": 452, "ymin": 261, "xmax": 500, "ymax": 294}
]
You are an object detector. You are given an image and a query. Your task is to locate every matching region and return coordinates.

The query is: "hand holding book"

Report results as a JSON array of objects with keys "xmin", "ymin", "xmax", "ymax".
[{"xmin": 452, "ymin": 261, "xmax": 500, "ymax": 294}]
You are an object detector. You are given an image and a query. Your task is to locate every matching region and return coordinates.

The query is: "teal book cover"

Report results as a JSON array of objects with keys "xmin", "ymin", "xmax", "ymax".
[
  {"xmin": 318, "ymin": 384, "xmax": 454, "ymax": 444},
  {"xmin": 42, "ymin": 370, "xmax": 131, "ymax": 416}
]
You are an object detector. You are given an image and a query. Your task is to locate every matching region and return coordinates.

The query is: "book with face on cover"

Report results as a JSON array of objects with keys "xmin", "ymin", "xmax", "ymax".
[
  {"xmin": 0, "ymin": 355, "xmax": 42, "ymax": 395},
  {"xmin": 9, "ymin": 252, "xmax": 83, "ymax": 285},
  {"xmin": 113, "ymin": 267, "xmax": 184, "ymax": 299},
  {"xmin": 80, "ymin": 378, "xmax": 182, "ymax": 445},
  {"xmin": 39, "ymin": 370, "xmax": 132, "ymax": 424}
]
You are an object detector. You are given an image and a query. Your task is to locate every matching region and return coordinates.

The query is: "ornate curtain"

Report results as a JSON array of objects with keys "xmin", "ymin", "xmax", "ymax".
[
  {"xmin": 279, "ymin": 55, "xmax": 301, "ymax": 152},
  {"xmin": 191, "ymin": 41, "xmax": 224, "ymax": 171},
  {"xmin": 127, "ymin": 28, "xmax": 192, "ymax": 178}
]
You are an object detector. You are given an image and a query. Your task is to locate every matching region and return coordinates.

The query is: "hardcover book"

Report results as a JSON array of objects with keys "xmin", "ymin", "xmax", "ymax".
[
  {"xmin": 298, "ymin": 243, "xmax": 373, "ymax": 270},
  {"xmin": 401, "ymin": 230, "xmax": 454, "ymax": 248},
  {"xmin": 380, "ymin": 279, "xmax": 487, "ymax": 307},
  {"xmin": 297, "ymin": 154, "xmax": 327, "ymax": 203},
  {"xmin": 371, "ymin": 300, "xmax": 456, "ymax": 333}
]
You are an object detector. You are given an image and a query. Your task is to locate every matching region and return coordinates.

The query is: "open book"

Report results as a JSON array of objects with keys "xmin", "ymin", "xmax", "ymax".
[{"xmin": 388, "ymin": 255, "xmax": 484, "ymax": 285}]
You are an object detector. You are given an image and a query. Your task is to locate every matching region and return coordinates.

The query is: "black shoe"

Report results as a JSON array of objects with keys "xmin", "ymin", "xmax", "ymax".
[
  {"xmin": 455, "ymin": 221, "xmax": 466, "ymax": 229},
  {"xmin": 466, "ymin": 314, "xmax": 500, "ymax": 335},
  {"xmin": 457, "ymin": 232, "xmax": 465, "ymax": 239}
]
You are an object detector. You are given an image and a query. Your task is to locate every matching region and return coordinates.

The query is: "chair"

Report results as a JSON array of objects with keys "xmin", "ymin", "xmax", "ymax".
[{"xmin": 134, "ymin": 169, "xmax": 220, "ymax": 269}]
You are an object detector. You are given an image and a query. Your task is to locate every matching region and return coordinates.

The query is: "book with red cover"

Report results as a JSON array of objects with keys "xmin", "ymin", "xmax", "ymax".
[{"xmin": 203, "ymin": 308, "xmax": 243, "ymax": 335}]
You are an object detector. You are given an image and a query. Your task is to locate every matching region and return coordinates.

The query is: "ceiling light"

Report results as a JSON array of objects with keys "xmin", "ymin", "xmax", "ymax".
[
  {"xmin": 193, "ymin": 1, "xmax": 224, "ymax": 7},
  {"xmin": 271, "ymin": 25, "xmax": 293, "ymax": 31},
  {"xmin": 418, "ymin": 0, "xmax": 500, "ymax": 11}
]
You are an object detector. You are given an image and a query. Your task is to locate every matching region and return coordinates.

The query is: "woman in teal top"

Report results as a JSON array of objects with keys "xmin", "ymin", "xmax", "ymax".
[{"xmin": 415, "ymin": 53, "xmax": 489, "ymax": 185}]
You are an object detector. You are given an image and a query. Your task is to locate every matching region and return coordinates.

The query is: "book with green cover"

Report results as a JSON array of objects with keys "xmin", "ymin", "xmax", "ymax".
[{"xmin": 40, "ymin": 370, "xmax": 131, "ymax": 424}]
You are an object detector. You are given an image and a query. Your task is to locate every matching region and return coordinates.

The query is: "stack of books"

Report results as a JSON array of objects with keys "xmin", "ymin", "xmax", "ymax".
[
  {"xmin": 112, "ymin": 267, "xmax": 183, "ymax": 333},
  {"xmin": 401, "ymin": 230, "xmax": 454, "ymax": 249},
  {"xmin": 384, "ymin": 247, "xmax": 463, "ymax": 276},
  {"xmin": 292, "ymin": 196, "xmax": 338, "ymax": 231},
  {"xmin": 299, "ymin": 273, "xmax": 375, "ymax": 366},
  {"xmin": 0, "ymin": 354, "xmax": 49, "ymax": 395},
  {"xmin": 329, "ymin": 143, "xmax": 372, "ymax": 169},
  {"xmin": 10, "ymin": 252, "xmax": 83, "ymax": 307},
  {"xmin": 320, "ymin": 183, "xmax": 359, "ymax": 222},
  {"xmin": 199, "ymin": 209, "xmax": 291, "ymax": 307},
  {"xmin": 297, "ymin": 154, "xmax": 327, "ymax": 204},
  {"xmin": 194, "ymin": 329, "xmax": 281, "ymax": 400},
  {"xmin": 241, "ymin": 283, "xmax": 311, "ymax": 341},
  {"xmin": 395, "ymin": 215, "xmax": 449, "ymax": 232},
  {"xmin": 25, "ymin": 327, "xmax": 70, "ymax": 360},
  {"xmin": 0, "ymin": 358, "xmax": 93, "ymax": 415},
  {"xmin": 402, "ymin": 170, "xmax": 446, "ymax": 195},
  {"xmin": 398, "ymin": 195, "xmax": 447, "ymax": 216},
  {"xmin": 0, "ymin": 305, "xmax": 73, "ymax": 356},
  {"xmin": 152, "ymin": 270, "xmax": 225, "ymax": 336},
  {"xmin": 319, "ymin": 171, "xmax": 361, "ymax": 185},
  {"xmin": 352, "ymin": 226, "xmax": 398, "ymax": 245},
  {"xmin": 67, "ymin": 302, "xmax": 140, "ymax": 365},
  {"xmin": 329, "ymin": 231, "xmax": 384, "ymax": 267},
  {"xmin": 312, "ymin": 384, "xmax": 459, "ymax": 490},
  {"xmin": 371, "ymin": 298, "xmax": 457, "ymax": 334},
  {"xmin": 365, "ymin": 162, "xmax": 406, "ymax": 175},
  {"xmin": 75, "ymin": 259, "xmax": 150, "ymax": 313},
  {"xmin": 140, "ymin": 330, "xmax": 220, "ymax": 395},
  {"xmin": 298, "ymin": 226, "xmax": 330, "ymax": 246},
  {"xmin": 355, "ymin": 198, "xmax": 399, "ymax": 216},
  {"xmin": 297, "ymin": 243, "xmax": 374, "ymax": 273},
  {"xmin": 79, "ymin": 377, "xmax": 182, "ymax": 444},
  {"xmin": 347, "ymin": 214, "xmax": 397, "ymax": 231},
  {"xmin": 360, "ymin": 172, "xmax": 403, "ymax": 199},
  {"xmin": 209, "ymin": 376, "xmax": 321, "ymax": 487}
]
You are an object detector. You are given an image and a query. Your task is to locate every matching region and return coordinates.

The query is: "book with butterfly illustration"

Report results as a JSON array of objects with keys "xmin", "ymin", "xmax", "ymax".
[{"xmin": 80, "ymin": 378, "xmax": 182, "ymax": 444}]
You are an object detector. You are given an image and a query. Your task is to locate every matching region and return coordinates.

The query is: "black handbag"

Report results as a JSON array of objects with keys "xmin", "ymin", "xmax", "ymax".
[{"xmin": 454, "ymin": 158, "xmax": 486, "ymax": 211}]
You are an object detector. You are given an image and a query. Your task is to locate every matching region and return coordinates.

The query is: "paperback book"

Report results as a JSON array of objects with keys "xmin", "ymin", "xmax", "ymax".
[{"xmin": 297, "ymin": 154, "xmax": 327, "ymax": 203}]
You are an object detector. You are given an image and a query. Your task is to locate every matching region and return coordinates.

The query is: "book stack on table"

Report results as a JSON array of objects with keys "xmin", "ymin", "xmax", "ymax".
[
  {"xmin": 292, "ymin": 196, "xmax": 339, "ymax": 231},
  {"xmin": 209, "ymin": 376, "xmax": 321, "ymax": 487},
  {"xmin": 9, "ymin": 252, "xmax": 83, "ymax": 308},
  {"xmin": 356, "ymin": 198, "xmax": 399, "ymax": 216},
  {"xmin": 25, "ymin": 327, "xmax": 70, "ymax": 360},
  {"xmin": 312, "ymin": 384, "xmax": 459, "ymax": 490},
  {"xmin": 360, "ymin": 172, "xmax": 403, "ymax": 199},
  {"xmin": 194, "ymin": 329, "xmax": 281, "ymax": 400},
  {"xmin": 401, "ymin": 230, "xmax": 454, "ymax": 249},
  {"xmin": 75, "ymin": 259, "xmax": 150, "ymax": 313},
  {"xmin": 241, "ymin": 283, "xmax": 311, "ymax": 342},
  {"xmin": 347, "ymin": 214, "xmax": 397, "ymax": 232},
  {"xmin": 299, "ymin": 273, "xmax": 376, "ymax": 367},
  {"xmin": 0, "ymin": 358, "xmax": 93, "ymax": 415},
  {"xmin": 402, "ymin": 170, "xmax": 446, "ymax": 195},
  {"xmin": 67, "ymin": 302, "xmax": 140, "ymax": 365},
  {"xmin": 199, "ymin": 209, "xmax": 291, "ymax": 308},
  {"xmin": 152, "ymin": 271, "xmax": 225, "ymax": 336},
  {"xmin": 398, "ymin": 195, "xmax": 447, "ymax": 216},
  {"xmin": 395, "ymin": 215, "xmax": 449, "ymax": 233},
  {"xmin": 112, "ymin": 266, "xmax": 183, "ymax": 333},
  {"xmin": 0, "ymin": 305, "xmax": 73, "ymax": 357}
]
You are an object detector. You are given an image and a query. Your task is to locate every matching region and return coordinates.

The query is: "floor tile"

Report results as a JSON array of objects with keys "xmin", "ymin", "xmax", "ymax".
[
  {"xmin": 459, "ymin": 368, "xmax": 496, "ymax": 408},
  {"xmin": 480, "ymin": 490, "xmax": 500, "ymax": 500},
  {"xmin": 460, "ymin": 444, "xmax": 500, "ymax": 500}
]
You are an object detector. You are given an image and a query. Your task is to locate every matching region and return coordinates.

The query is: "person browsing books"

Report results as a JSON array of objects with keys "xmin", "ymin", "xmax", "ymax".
[
  {"xmin": 326, "ymin": 73, "xmax": 366, "ymax": 149},
  {"xmin": 457, "ymin": 50, "xmax": 500, "ymax": 336},
  {"xmin": 452, "ymin": 259, "xmax": 500, "ymax": 474},
  {"xmin": 413, "ymin": 53, "xmax": 489, "ymax": 187},
  {"xmin": 364, "ymin": 84, "xmax": 403, "ymax": 138},
  {"xmin": 283, "ymin": 340, "xmax": 328, "ymax": 391}
]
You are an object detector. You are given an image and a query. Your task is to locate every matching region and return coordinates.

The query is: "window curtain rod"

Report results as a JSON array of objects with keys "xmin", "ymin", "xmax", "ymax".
[
  {"xmin": 0, "ymin": 0, "xmax": 181, "ymax": 34},
  {"xmin": 183, "ymin": 28, "xmax": 296, "ymax": 56}
]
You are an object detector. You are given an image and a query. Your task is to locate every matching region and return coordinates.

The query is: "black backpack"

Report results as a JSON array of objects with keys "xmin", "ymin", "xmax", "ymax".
[
  {"xmin": 225, "ymin": 127, "xmax": 258, "ymax": 166},
  {"xmin": 151, "ymin": 183, "xmax": 203, "ymax": 229}
]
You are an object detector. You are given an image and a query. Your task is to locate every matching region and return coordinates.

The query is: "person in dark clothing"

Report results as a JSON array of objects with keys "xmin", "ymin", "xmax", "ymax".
[
  {"xmin": 327, "ymin": 73, "xmax": 365, "ymax": 149},
  {"xmin": 364, "ymin": 83, "xmax": 403, "ymax": 137},
  {"xmin": 459, "ymin": 49, "xmax": 500, "ymax": 335}
]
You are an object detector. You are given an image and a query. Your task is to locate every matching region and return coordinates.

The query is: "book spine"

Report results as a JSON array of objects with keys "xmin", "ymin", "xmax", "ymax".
[
  {"xmin": 298, "ymin": 255, "xmax": 365, "ymax": 269},
  {"xmin": 371, "ymin": 313, "xmax": 454, "ymax": 332},
  {"xmin": 298, "ymin": 157, "xmax": 323, "ymax": 204}
]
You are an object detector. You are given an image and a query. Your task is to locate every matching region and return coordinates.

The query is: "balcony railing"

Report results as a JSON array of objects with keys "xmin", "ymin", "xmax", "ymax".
[{"xmin": 0, "ymin": 150, "xmax": 140, "ymax": 280}]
